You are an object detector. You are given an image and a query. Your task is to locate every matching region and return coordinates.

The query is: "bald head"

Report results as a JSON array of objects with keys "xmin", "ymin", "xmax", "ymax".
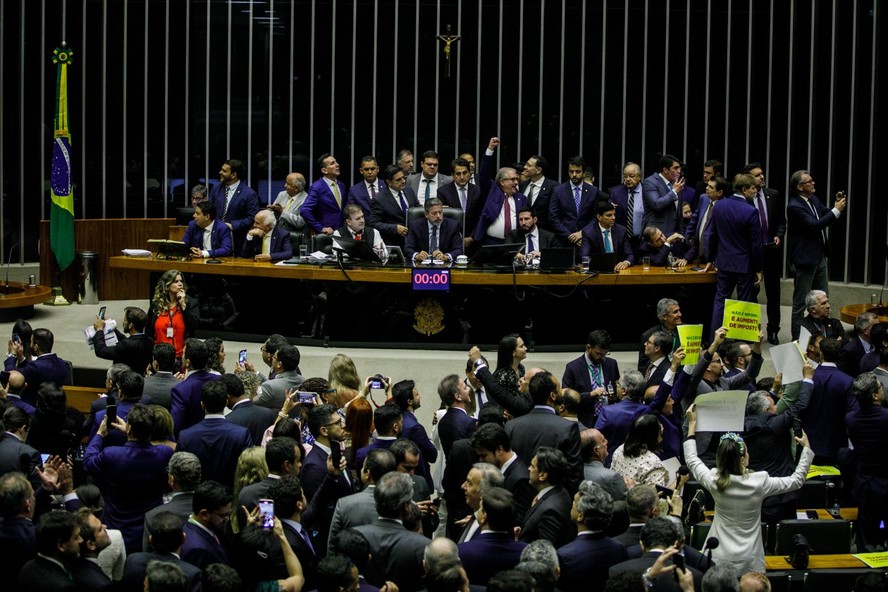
[
  {"xmin": 423, "ymin": 537, "xmax": 460, "ymax": 573},
  {"xmin": 285, "ymin": 172, "xmax": 306, "ymax": 196},
  {"xmin": 5, "ymin": 370, "xmax": 26, "ymax": 393},
  {"xmin": 520, "ymin": 367, "xmax": 545, "ymax": 394}
]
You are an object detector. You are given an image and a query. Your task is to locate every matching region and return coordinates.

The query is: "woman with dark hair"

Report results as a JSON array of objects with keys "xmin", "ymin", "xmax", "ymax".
[
  {"xmin": 145, "ymin": 269, "xmax": 199, "ymax": 361},
  {"xmin": 492, "ymin": 333, "xmax": 528, "ymax": 409},
  {"xmin": 232, "ymin": 515, "xmax": 305, "ymax": 592},
  {"xmin": 26, "ymin": 384, "xmax": 84, "ymax": 456},
  {"xmin": 204, "ymin": 337, "xmax": 226, "ymax": 374},
  {"xmin": 610, "ymin": 414, "xmax": 668, "ymax": 486},
  {"xmin": 11, "ymin": 319, "xmax": 33, "ymax": 363},
  {"xmin": 685, "ymin": 403, "xmax": 813, "ymax": 575}
]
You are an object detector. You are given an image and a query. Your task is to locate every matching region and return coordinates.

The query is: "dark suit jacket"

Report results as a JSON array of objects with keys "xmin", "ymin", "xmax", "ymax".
[
  {"xmin": 787, "ymin": 193, "xmax": 842, "ymax": 266},
  {"xmin": 369, "ymin": 187, "xmax": 419, "ymax": 247},
  {"xmin": 839, "ymin": 336, "xmax": 870, "ymax": 377},
  {"xmin": 241, "ymin": 225, "xmax": 293, "ymax": 261},
  {"xmin": 561, "ymin": 354, "xmax": 621, "ymax": 427},
  {"xmin": 506, "ymin": 407, "xmax": 583, "ymax": 493},
  {"xmin": 181, "ymin": 219, "xmax": 233, "ymax": 258},
  {"xmin": 279, "ymin": 521, "xmax": 320, "ymax": 589},
  {"xmin": 501, "ymin": 454, "xmax": 536, "ymax": 525},
  {"xmin": 402, "ymin": 410, "xmax": 437, "ymax": 488},
  {"xmin": 800, "ymin": 315, "xmax": 846, "ymax": 341},
  {"xmin": 684, "ymin": 195, "xmax": 715, "ymax": 262},
  {"xmin": 302, "ymin": 177, "xmax": 347, "ymax": 232},
  {"xmin": 69, "ymin": 558, "xmax": 112, "ymax": 590},
  {"xmin": 177, "ymin": 416, "xmax": 253, "ymax": 487},
  {"xmin": 142, "ymin": 492, "xmax": 193, "ymax": 551},
  {"xmin": 594, "ymin": 399, "xmax": 650, "ymax": 461},
  {"xmin": 459, "ymin": 531, "xmax": 527, "ymax": 585},
  {"xmin": 472, "ymin": 190, "xmax": 529, "ymax": 242},
  {"xmin": 641, "ymin": 173, "xmax": 681, "ymax": 236},
  {"xmin": 226, "ymin": 399, "xmax": 278, "ymax": 445},
  {"xmin": 347, "ymin": 180, "xmax": 386, "ymax": 219},
  {"xmin": 16, "ymin": 555, "xmax": 80, "ymax": 592},
  {"xmin": 580, "ymin": 222, "xmax": 635, "ymax": 262},
  {"xmin": 354, "ymin": 518, "xmax": 428, "ymax": 592},
  {"xmin": 709, "ymin": 195, "xmax": 763, "ymax": 273},
  {"xmin": 634, "ymin": 240, "xmax": 680, "ymax": 267},
  {"xmin": 474, "ymin": 367, "xmax": 534, "ymax": 417},
  {"xmin": 506, "ymin": 227, "xmax": 558, "ymax": 253},
  {"xmin": 170, "ymin": 370, "xmax": 220, "ymax": 436},
  {"xmin": 354, "ymin": 438, "xmax": 395, "ymax": 476},
  {"xmin": 3, "ymin": 352, "xmax": 70, "ymax": 405},
  {"xmin": 607, "ymin": 184, "xmax": 644, "ymax": 238},
  {"xmin": 141, "ymin": 372, "xmax": 178, "ymax": 409},
  {"xmin": 0, "ymin": 432, "xmax": 42, "ymax": 491},
  {"xmin": 549, "ymin": 181, "xmax": 600, "ymax": 241},
  {"xmin": 124, "ymin": 551, "xmax": 201, "ymax": 592},
  {"xmin": 208, "ymin": 181, "xmax": 261, "ymax": 251},
  {"xmin": 404, "ymin": 217, "xmax": 463, "ymax": 261},
  {"xmin": 520, "ymin": 177, "xmax": 559, "ymax": 231},
  {"xmin": 437, "ymin": 407, "xmax": 477, "ymax": 458},
  {"xmin": 440, "ymin": 438, "xmax": 477, "ymax": 529},
  {"xmin": 519, "ymin": 484, "xmax": 575, "ymax": 547},
  {"xmin": 438, "ymin": 181, "xmax": 483, "ymax": 236},
  {"xmin": 802, "ymin": 364, "xmax": 858, "ymax": 461},
  {"xmin": 557, "ymin": 532, "xmax": 628, "ymax": 592},
  {"xmin": 0, "ymin": 516, "xmax": 36, "ymax": 581},
  {"xmin": 610, "ymin": 552, "xmax": 703, "ymax": 592},
  {"xmin": 92, "ymin": 331, "xmax": 154, "ymax": 374},
  {"xmin": 181, "ymin": 520, "xmax": 228, "ymax": 569}
]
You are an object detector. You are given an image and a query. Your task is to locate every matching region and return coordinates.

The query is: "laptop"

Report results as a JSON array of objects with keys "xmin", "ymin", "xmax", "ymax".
[
  {"xmin": 587, "ymin": 252, "xmax": 621, "ymax": 273},
  {"xmin": 469, "ymin": 243, "xmax": 523, "ymax": 269},
  {"xmin": 538, "ymin": 248, "xmax": 575, "ymax": 272},
  {"xmin": 331, "ymin": 235, "xmax": 382, "ymax": 264}
]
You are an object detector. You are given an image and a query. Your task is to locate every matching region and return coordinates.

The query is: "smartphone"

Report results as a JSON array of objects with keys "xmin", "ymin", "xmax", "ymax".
[
  {"xmin": 98, "ymin": 306, "xmax": 107, "ymax": 320},
  {"xmin": 40, "ymin": 453, "xmax": 50, "ymax": 465},
  {"xmin": 238, "ymin": 349, "xmax": 248, "ymax": 365},
  {"xmin": 673, "ymin": 551, "xmax": 686, "ymax": 572},
  {"xmin": 294, "ymin": 391, "xmax": 316, "ymax": 405},
  {"xmin": 330, "ymin": 439, "xmax": 342, "ymax": 469},
  {"xmin": 106, "ymin": 398, "xmax": 118, "ymax": 429},
  {"xmin": 656, "ymin": 485, "xmax": 675, "ymax": 498},
  {"xmin": 258, "ymin": 499, "xmax": 275, "ymax": 530},
  {"xmin": 11, "ymin": 333, "xmax": 20, "ymax": 345},
  {"xmin": 793, "ymin": 418, "xmax": 803, "ymax": 438}
]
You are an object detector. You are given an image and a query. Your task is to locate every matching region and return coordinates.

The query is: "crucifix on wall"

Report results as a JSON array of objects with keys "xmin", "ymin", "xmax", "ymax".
[{"xmin": 436, "ymin": 25, "xmax": 461, "ymax": 78}]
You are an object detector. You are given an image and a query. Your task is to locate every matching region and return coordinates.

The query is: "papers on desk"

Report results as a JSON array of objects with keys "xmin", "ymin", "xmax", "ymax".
[
  {"xmin": 83, "ymin": 320, "xmax": 118, "ymax": 351},
  {"xmin": 853, "ymin": 552, "xmax": 888, "ymax": 568},
  {"xmin": 693, "ymin": 390, "xmax": 748, "ymax": 432},
  {"xmin": 122, "ymin": 249, "xmax": 152, "ymax": 257},
  {"xmin": 771, "ymin": 341, "xmax": 807, "ymax": 384},
  {"xmin": 275, "ymin": 252, "xmax": 332, "ymax": 265}
]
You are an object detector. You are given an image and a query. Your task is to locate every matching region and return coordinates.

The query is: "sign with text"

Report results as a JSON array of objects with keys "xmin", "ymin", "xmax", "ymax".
[
  {"xmin": 771, "ymin": 342, "xmax": 807, "ymax": 384},
  {"xmin": 412, "ymin": 268, "xmax": 450, "ymax": 291},
  {"xmin": 694, "ymin": 390, "xmax": 748, "ymax": 432},
  {"xmin": 723, "ymin": 299, "xmax": 761, "ymax": 341},
  {"xmin": 677, "ymin": 324, "xmax": 704, "ymax": 365}
]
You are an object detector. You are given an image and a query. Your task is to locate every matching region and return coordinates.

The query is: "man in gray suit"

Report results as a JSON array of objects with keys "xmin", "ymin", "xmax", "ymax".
[
  {"xmin": 253, "ymin": 344, "xmax": 304, "ymax": 409},
  {"xmin": 354, "ymin": 472, "xmax": 430, "ymax": 592},
  {"xmin": 142, "ymin": 451, "xmax": 202, "ymax": 551},
  {"xmin": 406, "ymin": 150, "xmax": 453, "ymax": 205},
  {"xmin": 328, "ymin": 448, "xmax": 397, "ymax": 553},
  {"xmin": 141, "ymin": 343, "xmax": 179, "ymax": 409},
  {"xmin": 580, "ymin": 428, "xmax": 628, "ymax": 501},
  {"xmin": 642, "ymin": 154, "xmax": 687, "ymax": 236}
]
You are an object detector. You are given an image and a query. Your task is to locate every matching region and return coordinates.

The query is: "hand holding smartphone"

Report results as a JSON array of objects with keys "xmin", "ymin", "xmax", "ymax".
[{"xmin": 258, "ymin": 499, "xmax": 275, "ymax": 529}]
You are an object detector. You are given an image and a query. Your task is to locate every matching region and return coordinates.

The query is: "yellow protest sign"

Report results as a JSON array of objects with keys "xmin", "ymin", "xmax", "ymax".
[
  {"xmin": 676, "ymin": 324, "xmax": 703, "ymax": 365},
  {"xmin": 723, "ymin": 299, "xmax": 761, "ymax": 341},
  {"xmin": 806, "ymin": 465, "xmax": 841, "ymax": 479},
  {"xmin": 853, "ymin": 553, "xmax": 888, "ymax": 568}
]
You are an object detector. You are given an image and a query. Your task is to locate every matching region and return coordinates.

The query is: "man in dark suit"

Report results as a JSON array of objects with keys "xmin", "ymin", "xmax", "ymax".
[
  {"xmin": 83, "ymin": 403, "xmax": 175, "ymax": 554},
  {"xmin": 787, "ymin": 169, "xmax": 847, "ymax": 340},
  {"xmin": 561, "ymin": 330, "xmax": 621, "ymax": 428},
  {"xmin": 637, "ymin": 298, "xmax": 683, "ymax": 372},
  {"xmin": 235, "ymin": 437, "xmax": 300, "ymax": 513},
  {"xmin": 405, "ymin": 198, "xmax": 463, "ymax": 264},
  {"xmin": 743, "ymin": 163, "xmax": 786, "ymax": 344},
  {"xmin": 328, "ymin": 449, "xmax": 396, "ymax": 553},
  {"xmin": 684, "ymin": 175, "xmax": 729, "ymax": 265},
  {"xmin": 88, "ymin": 369, "xmax": 144, "ymax": 446},
  {"xmin": 242, "ymin": 209, "xmax": 293, "ymax": 262},
  {"xmin": 799, "ymin": 290, "xmax": 846, "ymax": 342},
  {"xmin": 614, "ymin": 484, "xmax": 657, "ymax": 553},
  {"xmin": 207, "ymin": 159, "xmax": 261, "ymax": 254},
  {"xmin": 839, "ymin": 311, "xmax": 877, "ymax": 376},
  {"xmin": 354, "ymin": 472, "xmax": 429, "ymax": 592},
  {"xmin": 142, "ymin": 451, "xmax": 201, "ymax": 551},
  {"xmin": 4, "ymin": 327, "xmax": 70, "ymax": 406},
  {"xmin": 180, "ymin": 480, "xmax": 231, "ymax": 570},
  {"xmin": 594, "ymin": 370, "xmax": 649, "ymax": 463},
  {"xmin": 268, "ymin": 474, "xmax": 321, "ymax": 589},
  {"xmin": 354, "ymin": 404, "xmax": 401, "ymax": 471},
  {"xmin": 557, "ymin": 484, "xmax": 628, "ymax": 592},
  {"xmin": 141, "ymin": 343, "xmax": 178, "ymax": 409},
  {"xmin": 438, "ymin": 157, "xmax": 483, "ymax": 242},
  {"xmin": 70, "ymin": 508, "xmax": 113, "ymax": 590},
  {"xmin": 170, "ymin": 339, "xmax": 220, "ymax": 436},
  {"xmin": 508, "ymin": 207, "xmax": 557, "ymax": 265},
  {"xmin": 436, "ymin": 374, "xmax": 477, "ymax": 457},
  {"xmin": 393, "ymin": 380, "xmax": 437, "ymax": 490},
  {"xmin": 91, "ymin": 306, "xmax": 154, "ymax": 374},
  {"xmin": 126, "ymin": 512, "xmax": 202, "ymax": 592},
  {"xmin": 0, "ymin": 371, "xmax": 35, "ymax": 415},
  {"xmin": 707, "ymin": 173, "xmax": 764, "ymax": 339},
  {"xmin": 458, "ymin": 487, "xmax": 527, "ymax": 585},
  {"xmin": 177, "ymin": 380, "xmax": 253, "ymax": 487},
  {"xmin": 580, "ymin": 200, "xmax": 635, "ymax": 271},
  {"xmin": 609, "ymin": 518, "xmax": 703, "ymax": 592},
  {"xmin": 548, "ymin": 156, "xmax": 601, "ymax": 247},
  {"xmin": 223, "ymin": 373, "xmax": 277, "ymax": 445},
  {"xmin": 519, "ymin": 155, "xmax": 558, "ymax": 232},
  {"xmin": 181, "ymin": 200, "xmax": 233, "ymax": 259},
  {"xmin": 801, "ymin": 337, "xmax": 858, "ymax": 465},
  {"xmin": 406, "ymin": 150, "xmax": 453, "ymax": 203},
  {"xmin": 346, "ymin": 155, "xmax": 386, "ymax": 219},
  {"xmin": 640, "ymin": 331, "xmax": 673, "ymax": 389},
  {"xmin": 506, "ymin": 371, "xmax": 583, "ymax": 493},
  {"xmin": 0, "ymin": 472, "xmax": 38, "ymax": 581},
  {"xmin": 520, "ymin": 446, "xmax": 576, "ymax": 547},
  {"xmin": 302, "ymin": 153, "xmax": 347, "ymax": 236},
  {"xmin": 641, "ymin": 154, "xmax": 686, "ymax": 236},
  {"xmin": 16, "ymin": 511, "xmax": 82, "ymax": 592},
  {"xmin": 470, "ymin": 138, "xmax": 528, "ymax": 246},
  {"xmin": 608, "ymin": 163, "xmax": 646, "ymax": 247},
  {"xmin": 0, "ymin": 409, "xmax": 42, "ymax": 492},
  {"xmin": 369, "ymin": 165, "xmax": 419, "ymax": 248},
  {"xmin": 470, "ymin": 423, "xmax": 536, "ymax": 525}
]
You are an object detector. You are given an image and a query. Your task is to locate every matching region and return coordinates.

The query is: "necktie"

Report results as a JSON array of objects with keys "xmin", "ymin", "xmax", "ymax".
[
  {"xmin": 222, "ymin": 185, "xmax": 232, "ymax": 219},
  {"xmin": 699, "ymin": 201, "xmax": 714, "ymax": 241},
  {"xmin": 286, "ymin": 195, "xmax": 296, "ymax": 210},
  {"xmin": 430, "ymin": 225, "xmax": 439, "ymax": 253},
  {"xmin": 459, "ymin": 186, "xmax": 467, "ymax": 210},
  {"xmin": 627, "ymin": 189, "xmax": 635, "ymax": 234},
  {"xmin": 527, "ymin": 233, "xmax": 535, "ymax": 254},
  {"xmin": 262, "ymin": 234, "xmax": 271, "ymax": 255},
  {"xmin": 298, "ymin": 527, "xmax": 316, "ymax": 556},
  {"xmin": 355, "ymin": 232, "xmax": 362, "ymax": 241},
  {"xmin": 503, "ymin": 196, "xmax": 512, "ymax": 236},
  {"xmin": 756, "ymin": 193, "xmax": 769, "ymax": 242},
  {"xmin": 399, "ymin": 191, "xmax": 408, "ymax": 214},
  {"xmin": 806, "ymin": 199, "xmax": 826, "ymax": 244},
  {"xmin": 527, "ymin": 183, "xmax": 536, "ymax": 205},
  {"xmin": 423, "ymin": 178, "xmax": 432, "ymax": 201},
  {"xmin": 603, "ymin": 229, "xmax": 613, "ymax": 253},
  {"xmin": 573, "ymin": 185, "xmax": 581, "ymax": 213},
  {"xmin": 645, "ymin": 362, "xmax": 655, "ymax": 381},
  {"xmin": 369, "ymin": 183, "xmax": 377, "ymax": 200},
  {"xmin": 331, "ymin": 182, "xmax": 342, "ymax": 208}
]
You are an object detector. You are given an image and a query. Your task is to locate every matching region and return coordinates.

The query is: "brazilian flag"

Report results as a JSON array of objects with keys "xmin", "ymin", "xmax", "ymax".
[{"xmin": 50, "ymin": 45, "xmax": 75, "ymax": 271}]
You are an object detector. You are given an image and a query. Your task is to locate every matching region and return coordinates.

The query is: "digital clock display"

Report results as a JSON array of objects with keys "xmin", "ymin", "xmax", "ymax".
[{"xmin": 412, "ymin": 268, "xmax": 450, "ymax": 291}]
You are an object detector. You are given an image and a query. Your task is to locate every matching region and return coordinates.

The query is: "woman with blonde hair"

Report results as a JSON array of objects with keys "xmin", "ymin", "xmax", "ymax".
[
  {"xmin": 328, "ymin": 354, "xmax": 361, "ymax": 392},
  {"xmin": 149, "ymin": 405, "xmax": 177, "ymax": 450},
  {"xmin": 231, "ymin": 446, "xmax": 269, "ymax": 532},
  {"xmin": 146, "ymin": 270, "xmax": 198, "ymax": 362}
]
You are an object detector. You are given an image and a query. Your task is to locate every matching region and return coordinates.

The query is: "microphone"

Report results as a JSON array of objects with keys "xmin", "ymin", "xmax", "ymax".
[
  {"xmin": 2, "ymin": 241, "xmax": 21, "ymax": 295},
  {"xmin": 703, "ymin": 536, "xmax": 720, "ymax": 562}
]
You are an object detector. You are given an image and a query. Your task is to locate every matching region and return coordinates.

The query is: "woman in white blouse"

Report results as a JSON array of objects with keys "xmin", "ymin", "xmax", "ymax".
[{"xmin": 611, "ymin": 414, "xmax": 669, "ymax": 486}]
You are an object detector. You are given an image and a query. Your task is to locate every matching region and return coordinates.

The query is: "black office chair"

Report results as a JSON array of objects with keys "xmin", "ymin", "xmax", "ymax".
[
  {"xmin": 766, "ymin": 572, "xmax": 792, "ymax": 592},
  {"xmin": 804, "ymin": 570, "xmax": 882, "ymax": 592},
  {"xmin": 688, "ymin": 522, "xmax": 711, "ymax": 550},
  {"xmin": 797, "ymin": 480, "xmax": 828, "ymax": 509},
  {"xmin": 312, "ymin": 233, "xmax": 333, "ymax": 255},
  {"xmin": 406, "ymin": 206, "xmax": 425, "ymax": 226},
  {"xmin": 775, "ymin": 519, "xmax": 852, "ymax": 555}
]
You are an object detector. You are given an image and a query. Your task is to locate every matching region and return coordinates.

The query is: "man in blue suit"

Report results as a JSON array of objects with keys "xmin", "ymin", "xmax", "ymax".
[
  {"xmin": 594, "ymin": 371, "xmax": 649, "ymax": 463},
  {"xmin": 470, "ymin": 137, "xmax": 528, "ymax": 246},
  {"xmin": 4, "ymin": 328, "xmax": 70, "ymax": 406},
  {"xmin": 181, "ymin": 201, "xmax": 232, "ymax": 259},
  {"xmin": 177, "ymin": 380, "xmax": 253, "ymax": 487},
  {"xmin": 369, "ymin": 165, "xmax": 419, "ymax": 248},
  {"xmin": 458, "ymin": 487, "xmax": 527, "ymax": 586},
  {"xmin": 354, "ymin": 404, "xmax": 401, "ymax": 472},
  {"xmin": 707, "ymin": 173, "xmax": 764, "ymax": 338},
  {"xmin": 438, "ymin": 158, "xmax": 484, "ymax": 240},
  {"xmin": 802, "ymin": 337, "xmax": 858, "ymax": 465},
  {"xmin": 208, "ymin": 159, "xmax": 261, "ymax": 254},
  {"xmin": 346, "ymin": 155, "xmax": 386, "ymax": 220},
  {"xmin": 170, "ymin": 339, "xmax": 220, "ymax": 436},
  {"xmin": 302, "ymin": 153, "xmax": 347, "ymax": 236},
  {"xmin": 124, "ymin": 512, "xmax": 202, "ymax": 592},
  {"xmin": 580, "ymin": 201, "xmax": 635, "ymax": 271},
  {"xmin": 684, "ymin": 175, "xmax": 729, "ymax": 264},
  {"xmin": 549, "ymin": 156, "xmax": 601, "ymax": 247},
  {"xmin": 608, "ymin": 163, "xmax": 646, "ymax": 247},
  {"xmin": 436, "ymin": 374, "xmax": 478, "ymax": 457},
  {"xmin": 561, "ymin": 330, "xmax": 621, "ymax": 428},
  {"xmin": 405, "ymin": 198, "xmax": 463, "ymax": 263},
  {"xmin": 241, "ymin": 209, "xmax": 293, "ymax": 262},
  {"xmin": 391, "ymin": 379, "xmax": 437, "ymax": 490},
  {"xmin": 787, "ymin": 170, "xmax": 847, "ymax": 340},
  {"xmin": 641, "ymin": 154, "xmax": 686, "ymax": 236},
  {"xmin": 180, "ymin": 480, "xmax": 231, "ymax": 570}
]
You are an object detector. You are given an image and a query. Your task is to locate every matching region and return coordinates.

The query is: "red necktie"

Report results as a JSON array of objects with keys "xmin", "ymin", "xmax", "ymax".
[{"xmin": 503, "ymin": 196, "xmax": 512, "ymax": 236}]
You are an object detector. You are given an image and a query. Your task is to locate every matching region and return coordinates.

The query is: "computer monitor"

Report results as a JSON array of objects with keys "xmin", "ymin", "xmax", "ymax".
[
  {"xmin": 331, "ymin": 235, "xmax": 382, "ymax": 264},
  {"xmin": 469, "ymin": 243, "xmax": 522, "ymax": 267}
]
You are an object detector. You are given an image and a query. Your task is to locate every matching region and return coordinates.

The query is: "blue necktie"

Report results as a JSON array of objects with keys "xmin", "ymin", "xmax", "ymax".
[
  {"xmin": 604, "ymin": 229, "xmax": 613, "ymax": 253},
  {"xmin": 573, "ymin": 185, "xmax": 581, "ymax": 212},
  {"xmin": 399, "ymin": 191, "xmax": 408, "ymax": 214},
  {"xmin": 423, "ymin": 179, "xmax": 432, "ymax": 201}
]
